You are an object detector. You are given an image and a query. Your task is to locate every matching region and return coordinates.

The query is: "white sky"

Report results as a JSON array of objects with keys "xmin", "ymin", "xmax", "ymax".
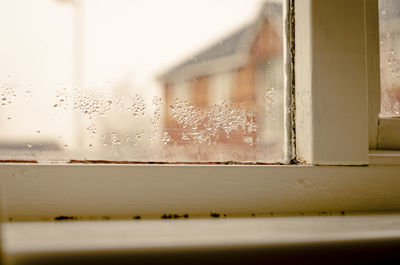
[
  {"xmin": 0, "ymin": 0, "xmax": 268, "ymax": 88},
  {"xmin": 0, "ymin": 0, "xmax": 277, "ymax": 142},
  {"xmin": 83, "ymin": 0, "xmax": 268, "ymax": 88}
]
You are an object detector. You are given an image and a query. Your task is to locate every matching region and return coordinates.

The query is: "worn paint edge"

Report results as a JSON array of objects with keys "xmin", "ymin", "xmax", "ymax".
[{"xmin": 288, "ymin": 0, "xmax": 297, "ymax": 164}]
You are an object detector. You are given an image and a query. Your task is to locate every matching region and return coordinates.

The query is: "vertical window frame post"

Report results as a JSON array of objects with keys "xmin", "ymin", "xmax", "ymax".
[{"xmin": 295, "ymin": 0, "xmax": 369, "ymax": 165}]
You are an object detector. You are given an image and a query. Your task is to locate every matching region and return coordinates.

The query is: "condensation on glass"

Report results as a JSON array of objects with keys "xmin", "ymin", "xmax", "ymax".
[
  {"xmin": 379, "ymin": 0, "xmax": 400, "ymax": 117},
  {"xmin": 0, "ymin": 0, "xmax": 289, "ymax": 163}
]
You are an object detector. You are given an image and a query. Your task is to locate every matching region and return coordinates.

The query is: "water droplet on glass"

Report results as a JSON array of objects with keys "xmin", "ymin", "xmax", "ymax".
[{"xmin": 162, "ymin": 132, "xmax": 172, "ymax": 145}]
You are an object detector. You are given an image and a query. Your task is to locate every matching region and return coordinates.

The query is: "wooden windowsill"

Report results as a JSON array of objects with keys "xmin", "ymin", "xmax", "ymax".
[
  {"xmin": 4, "ymin": 214, "xmax": 400, "ymax": 264},
  {"xmin": 369, "ymin": 150, "xmax": 400, "ymax": 165}
]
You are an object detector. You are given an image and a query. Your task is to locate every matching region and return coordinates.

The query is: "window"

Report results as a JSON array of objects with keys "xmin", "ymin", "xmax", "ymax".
[
  {"xmin": 0, "ymin": 0, "xmax": 399, "ymax": 227},
  {"xmin": 5, "ymin": 2, "xmax": 400, "ymax": 264},
  {"xmin": 0, "ymin": 0, "xmax": 290, "ymax": 164},
  {"xmin": 377, "ymin": 0, "xmax": 400, "ymax": 149},
  {"xmin": 379, "ymin": 0, "xmax": 400, "ymax": 118}
]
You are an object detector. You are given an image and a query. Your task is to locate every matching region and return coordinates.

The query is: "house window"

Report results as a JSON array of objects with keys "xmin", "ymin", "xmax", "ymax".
[
  {"xmin": 0, "ymin": 0, "xmax": 290, "ymax": 164},
  {"xmin": 208, "ymin": 72, "xmax": 233, "ymax": 105}
]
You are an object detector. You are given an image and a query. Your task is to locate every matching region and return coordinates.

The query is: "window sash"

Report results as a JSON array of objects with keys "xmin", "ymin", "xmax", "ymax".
[
  {"xmin": 2, "ymin": 163, "xmax": 400, "ymax": 221},
  {"xmin": 369, "ymin": 0, "xmax": 400, "ymax": 151},
  {"xmin": 2, "ymin": 0, "xmax": 400, "ymax": 223}
]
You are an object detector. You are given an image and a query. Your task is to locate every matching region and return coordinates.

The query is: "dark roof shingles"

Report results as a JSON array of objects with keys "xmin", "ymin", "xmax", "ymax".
[{"xmin": 172, "ymin": 24, "xmax": 253, "ymax": 70}]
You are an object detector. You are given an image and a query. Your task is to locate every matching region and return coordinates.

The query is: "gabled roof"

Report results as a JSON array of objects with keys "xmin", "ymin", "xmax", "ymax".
[
  {"xmin": 159, "ymin": 2, "xmax": 282, "ymax": 82},
  {"xmin": 171, "ymin": 24, "xmax": 254, "ymax": 71}
]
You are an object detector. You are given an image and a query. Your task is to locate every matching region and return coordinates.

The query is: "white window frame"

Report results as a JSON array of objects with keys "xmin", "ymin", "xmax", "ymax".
[
  {"xmin": 377, "ymin": 118, "xmax": 400, "ymax": 149},
  {"xmin": 369, "ymin": 0, "xmax": 400, "ymax": 150},
  {"xmin": 1, "ymin": 0, "xmax": 400, "ymax": 223}
]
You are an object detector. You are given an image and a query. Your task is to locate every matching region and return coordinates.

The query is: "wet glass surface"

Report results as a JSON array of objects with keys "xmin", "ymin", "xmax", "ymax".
[
  {"xmin": 0, "ymin": 0, "xmax": 288, "ymax": 163},
  {"xmin": 379, "ymin": 0, "xmax": 400, "ymax": 117}
]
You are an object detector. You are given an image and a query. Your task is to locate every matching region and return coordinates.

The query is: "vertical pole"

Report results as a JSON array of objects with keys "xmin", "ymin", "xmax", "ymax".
[
  {"xmin": 56, "ymin": 0, "xmax": 86, "ymax": 154},
  {"xmin": 72, "ymin": 0, "xmax": 86, "ymax": 153},
  {"xmin": 74, "ymin": 0, "xmax": 84, "ymax": 87}
]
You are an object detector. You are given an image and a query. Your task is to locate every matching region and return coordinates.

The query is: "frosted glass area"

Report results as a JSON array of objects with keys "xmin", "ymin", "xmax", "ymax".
[
  {"xmin": 379, "ymin": 0, "xmax": 400, "ymax": 117},
  {"xmin": 0, "ymin": 0, "xmax": 288, "ymax": 163}
]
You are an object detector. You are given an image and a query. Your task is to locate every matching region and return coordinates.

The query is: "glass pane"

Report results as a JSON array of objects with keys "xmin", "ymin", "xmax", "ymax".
[
  {"xmin": 379, "ymin": 0, "xmax": 400, "ymax": 117},
  {"xmin": 0, "ymin": 0, "xmax": 289, "ymax": 163}
]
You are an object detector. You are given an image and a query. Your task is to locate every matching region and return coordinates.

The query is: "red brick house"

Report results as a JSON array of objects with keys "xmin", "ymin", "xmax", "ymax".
[{"xmin": 158, "ymin": 2, "xmax": 285, "ymax": 162}]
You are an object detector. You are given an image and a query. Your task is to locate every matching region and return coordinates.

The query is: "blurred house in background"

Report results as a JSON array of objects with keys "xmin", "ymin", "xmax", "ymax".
[{"xmin": 158, "ymin": 2, "xmax": 285, "ymax": 161}]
